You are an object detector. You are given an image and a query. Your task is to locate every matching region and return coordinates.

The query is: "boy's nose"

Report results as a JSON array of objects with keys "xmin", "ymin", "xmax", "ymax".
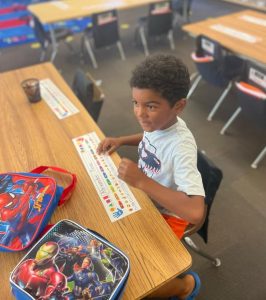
[{"xmin": 136, "ymin": 106, "xmax": 146, "ymax": 118}]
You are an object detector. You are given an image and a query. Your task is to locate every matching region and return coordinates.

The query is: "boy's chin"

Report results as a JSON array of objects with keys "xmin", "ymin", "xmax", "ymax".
[{"xmin": 140, "ymin": 125, "xmax": 155, "ymax": 132}]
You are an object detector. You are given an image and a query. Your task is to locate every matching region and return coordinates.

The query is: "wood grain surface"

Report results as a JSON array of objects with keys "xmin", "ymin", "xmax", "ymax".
[
  {"xmin": 0, "ymin": 63, "xmax": 191, "ymax": 300},
  {"xmin": 222, "ymin": 0, "xmax": 266, "ymax": 11},
  {"xmin": 183, "ymin": 10, "xmax": 266, "ymax": 64},
  {"xmin": 28, "ymin": 0, "xmax": 165, "ymax": 24}
]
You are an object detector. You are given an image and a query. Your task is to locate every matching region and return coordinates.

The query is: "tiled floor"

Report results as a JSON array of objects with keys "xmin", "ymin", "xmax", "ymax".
[{"xmin": 1, "ymin": 0, "xmax": 266, "ymax": 299}]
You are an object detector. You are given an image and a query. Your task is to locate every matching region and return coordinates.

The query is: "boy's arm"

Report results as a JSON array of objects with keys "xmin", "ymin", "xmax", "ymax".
[
  {"xmin": 118, "ymin": 158, "xmax": 205, "ymax": 225},
  {"xmin": 97, "ymin": 133, "xmax": 143, "ymax": 155}
]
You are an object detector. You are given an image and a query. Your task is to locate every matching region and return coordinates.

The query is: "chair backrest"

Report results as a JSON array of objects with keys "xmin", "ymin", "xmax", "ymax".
[
  {"xmin": 92, "ymin": 9, "xmax": 120, "ymax": 49},
  {"xmin": 31, "ymin": 16, "xmax": 48, "ymax": 49},
  {"xmin": 235, "ymin": 60, "xmax": 266, "ymax": 126},
  {"xmin": 195, "ymin": 35, "xmax": 223, "ymax": 59},
  {"xmin": 243, "ymin": 61, "xmax": 266, "ymax": 92},
  {"xmin": 147, "ymin": 1, "xmax": 173, "ymax": 36},
  {"xmin": 72, "ymin": 69, "xmax": 104, "ymax": 122},
  {"xmin": 195, "ymin": 151, "xmax": 223, "ymax": 243}
]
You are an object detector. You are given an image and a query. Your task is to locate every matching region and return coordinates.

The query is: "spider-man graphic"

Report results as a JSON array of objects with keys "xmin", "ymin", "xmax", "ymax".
[{"xmin": 0, "ymin": 174, "xmax": 52, "ymax": 249}]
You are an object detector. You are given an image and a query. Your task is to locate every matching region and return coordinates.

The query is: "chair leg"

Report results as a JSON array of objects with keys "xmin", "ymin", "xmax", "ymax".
[
  {"xmin": 50, "ymin": 47, "xmax": 58, "ymax": 62},
  {"xmin": 220, "ymin": 107, "xmax": 242, "ymax": 135},
  {"xmin": 40, "ymin": 49, "xmax": 46, "ymax": 62},
  {"xmin": 184, "ymin": 237, "xmax": 221, "ymax": 267},
  {"xmin": 48, "ymin": 25, "xmax": 58, "ymax": 62},
  {"xmin": 207, "ymin": 81, "xmax": 233, "ymax": 121},
  {"xmin": 139, "ymin": 27, "xmax": 149, "ymax": 56},
  {"xmin": 116, "ymin": 41, "xmax": 126, "ymax": 61},
  {"xmin": 182, "ymin": 0, "xmax": 190, "ymax": 23},
  {"xmin": 40, "ymin": 40, "xmax": 49, "ymax": 62},
  {"xmin": 84, "ymin": 36, "xmax": 98, "ymax": 69},
  {"xmin": 251, "ymin": 146, "xmax": 266, "ymax": 169},
  {"xmin": 187, "ymin": 74, "xmax": 202, "ymax": 99},
  {"xmin": 168, "ymin": 29, "xmax": 175, "ymax": 50}
]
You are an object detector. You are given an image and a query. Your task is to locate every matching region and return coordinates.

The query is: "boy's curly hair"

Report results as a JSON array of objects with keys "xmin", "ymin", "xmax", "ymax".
[{"xmin": 130, "ymin": 54, "xmax": 190, "ymax": 106}]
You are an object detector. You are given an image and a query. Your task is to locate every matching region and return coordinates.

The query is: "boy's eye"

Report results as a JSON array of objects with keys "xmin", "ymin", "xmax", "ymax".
[{"xmin": 147, "ymin": 104, "xmax": 156, "ymax": 110}]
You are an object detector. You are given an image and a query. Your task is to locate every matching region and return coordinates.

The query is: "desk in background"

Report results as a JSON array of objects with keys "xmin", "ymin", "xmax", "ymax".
[
  {"xmin": 183, "ymin": 9, "xmax": 266, "ymax": 65},
  {"xmin": 28, "ymin": 0, "xmax": 190, "ymax": 60},
  {"xmin": 28, "ymin": 0, "xmax": 190, "ymax": 24},
  {"xmin": 0, "ymin": 62, "xmax": 191, "ymax": 300},
  {"xmin": 222, "ymin": 0, "xmax": 266, "ymax": 12}
]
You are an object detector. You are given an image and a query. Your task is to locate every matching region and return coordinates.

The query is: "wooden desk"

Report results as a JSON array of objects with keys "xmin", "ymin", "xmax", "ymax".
[
  {"xmin": 222, "ymin": 0, "xmax": 266, "ymax": 12},
  {"xmin": 0, "ymin": 63, "xmax": 191, "ymax": 300},
  {"xmin": 28, "ymin": 0, "xmax": 190, "ymax": 61},
  {"xmin": 183, "ymin": 9, "xmax": 266, "ymax": 64},
  {"xmin": 28, "ymin": 0, "xmax": 167, "ymax": 24}
]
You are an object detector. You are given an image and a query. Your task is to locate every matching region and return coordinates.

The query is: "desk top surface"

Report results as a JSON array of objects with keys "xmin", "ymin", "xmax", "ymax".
[
  {"xmin": 222, "ymin": 0, "xmax": 266, "ymax": 11},
  {"xmin": 0, "ymin": 62, "xmax": 191, "ymax": 300},
  {"xmin": 28, "ymin": 0, "xmax": 162, "ymax": 24},
  {"xmin": 183, "ymin": 9, "xmax": 266, "ymax": 64}
]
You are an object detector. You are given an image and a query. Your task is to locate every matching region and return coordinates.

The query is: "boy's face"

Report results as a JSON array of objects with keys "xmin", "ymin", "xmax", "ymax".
[{"xmin": 132, "ymin": 88, "xmax": 185, "ymax": 132}]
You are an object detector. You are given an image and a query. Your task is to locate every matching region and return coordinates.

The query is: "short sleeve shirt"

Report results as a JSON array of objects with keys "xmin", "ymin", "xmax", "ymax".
[{"xmin": 138, "ymin": 117, "xmax": 205, "ymax": 218}]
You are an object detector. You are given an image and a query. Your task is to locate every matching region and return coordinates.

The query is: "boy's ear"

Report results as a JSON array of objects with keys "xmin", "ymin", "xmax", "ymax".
[{"xmin": 174, "ymin": 99, "xmax": 187, "ymax": 114}]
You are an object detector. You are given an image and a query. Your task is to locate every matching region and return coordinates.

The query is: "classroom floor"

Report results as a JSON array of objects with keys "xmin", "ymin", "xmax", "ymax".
[{"xmin": 1, "ymin": 0, "xmax": 266, "ymax": 299}]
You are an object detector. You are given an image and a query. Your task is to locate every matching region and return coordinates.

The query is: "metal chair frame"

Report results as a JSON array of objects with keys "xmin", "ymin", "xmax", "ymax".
[
  {"xmin": 136, "ymin": 0, "xmax": 175, "ymax": 56},
  {"xmin": 82, "ymin": 9, "xmax": 125, "ymax": 69},
  {"xmin": 188, "ymin": 35, "xmax": 243, "ymax": 121},
  {"xmin": 31, "ymin": 16, "xmax": 73, "ymax": 62},
  {"xmin": 183, "ymin": 151, "xmax": 223, "ymax": 267},
  {"xmin": 220, "ymin": 61, "xmax": 266, "ymax": 169}
]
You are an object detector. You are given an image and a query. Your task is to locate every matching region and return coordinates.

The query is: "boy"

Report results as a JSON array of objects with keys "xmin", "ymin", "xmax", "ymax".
[{"xmin": 97, "ymin": 54, "xmax": 204, "ymax": 299}]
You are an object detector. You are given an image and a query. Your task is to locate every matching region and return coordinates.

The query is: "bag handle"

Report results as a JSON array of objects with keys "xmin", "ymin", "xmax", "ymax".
[{"xmin": 30, "ymin": 166, "xmax": 77, "ymax": 206}]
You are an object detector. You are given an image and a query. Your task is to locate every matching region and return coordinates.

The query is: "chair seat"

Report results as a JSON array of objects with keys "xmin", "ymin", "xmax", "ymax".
[
  {"xmin": 53, "ymin": 28, "xmax": 72, "ymax": 40},
  {"xmin": 138, "ymin": 16, "xmax": 148, "ymax": 25},
  {"xmin": 191, "ymin": 52, "xmax": 214, "ymax": 63},
  {"xmin": 235, "ymin": 81, "xmax": 266, "ymax": 100}
]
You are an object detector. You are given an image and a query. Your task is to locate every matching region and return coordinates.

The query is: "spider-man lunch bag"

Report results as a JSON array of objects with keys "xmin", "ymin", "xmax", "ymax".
[
  {"xmin": 0, "ymin": 166, "xmax": 77, "ymax": 252},
  {"xmin": 10, "ymin": 219, "xmax": 130, "ymax": 300}
]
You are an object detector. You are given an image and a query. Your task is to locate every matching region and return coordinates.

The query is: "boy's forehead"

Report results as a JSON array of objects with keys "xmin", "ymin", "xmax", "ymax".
[{"xmin": 132, "ymin": 87, "xmax": 164, "ymax": 100}]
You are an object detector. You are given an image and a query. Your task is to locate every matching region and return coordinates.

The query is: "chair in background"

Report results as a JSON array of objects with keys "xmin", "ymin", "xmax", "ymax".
[
  {"xmin": 82, "ymin": 9, "xmax": 125, "ymax": 69},
  {"xmin": 135, "ymin": 0, "xmax": 175, "ymax": 56},
  {"xmin": 220, "ymin": 60, "xmax": 266, "ymax": 169},
  {"xmin": 172, "ymin": 0, "xmax": 193, "ymax": 22},
  {"xmin": 183, "ymin": 150, "xmax": 223, "ymax": 266},
  {"xmin": 188, "ymin": 35, "xmax": 244, "ymax": 121},
  {"xmin": 72, "ymin": 69, "xmax": 105, "ymax": 122},
  {"xmin": 30, "ymin": 16, "xmax": 73, "ymax": 62}
]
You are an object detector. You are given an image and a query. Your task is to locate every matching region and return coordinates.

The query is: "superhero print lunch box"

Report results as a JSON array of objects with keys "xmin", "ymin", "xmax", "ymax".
[{"xmin": 10, "ymin": 219, "xmax": 130, "ymax": 300}]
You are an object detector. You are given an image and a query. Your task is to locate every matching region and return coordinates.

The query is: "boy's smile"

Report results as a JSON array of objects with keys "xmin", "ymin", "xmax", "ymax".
[{"xmin": 132, "ymin": 88, "xmax": 185, "ymax": 132}]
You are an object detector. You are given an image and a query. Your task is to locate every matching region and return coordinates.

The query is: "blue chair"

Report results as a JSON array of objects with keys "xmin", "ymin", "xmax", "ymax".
[
  {"xmin": 135, "ymin": 0, "xmax": 175, "ymax": 56},
  {"xmin": 172, "ymin": 0, "xmax": 193, "ymax": 22},
  {"xmin": 220, "ymin": 60, "xmax": 266, "ymax": 169},
  {"xmin": 72, "ymin": 69, "xmax": 104, "ymax": 122},
  {"xmin": 30, "ymin": 16, "xmax": 72, "ymax": 62},
  {"xmin": 82, "ymin": 9, "xmax": 125, "ymax": 69},
  {"xmin": 188, "ymin": 35, "xmax": 244, "ymax": 121}
]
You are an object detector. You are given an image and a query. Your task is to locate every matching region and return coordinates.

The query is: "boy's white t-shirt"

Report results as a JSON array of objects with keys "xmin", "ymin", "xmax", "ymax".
[{"xmin": 138, "ymin": 117, "xmax": 205, "ymax": 218}]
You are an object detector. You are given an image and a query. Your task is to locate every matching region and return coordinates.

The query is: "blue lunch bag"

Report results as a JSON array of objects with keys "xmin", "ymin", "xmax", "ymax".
[{"xmin": 10, "ymin": 219, "xmax": 130, "ymax": 300}]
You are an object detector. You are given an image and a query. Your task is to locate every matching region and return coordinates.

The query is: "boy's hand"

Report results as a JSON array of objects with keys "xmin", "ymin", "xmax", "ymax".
[
  {"xmin": 118, "ymin": 158, "xmax": 146, "ymax": 188},
  {"xmin": 97, "ymin": 137, "xmax": 122, "ymax": 155}
]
